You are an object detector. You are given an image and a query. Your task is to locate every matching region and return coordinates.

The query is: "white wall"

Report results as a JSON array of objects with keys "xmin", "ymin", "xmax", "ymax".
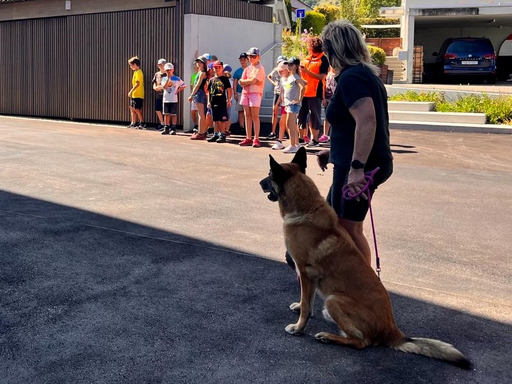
[{"xmin": 182, "ymin": 14, "xmax": 281, "ymax": 129}]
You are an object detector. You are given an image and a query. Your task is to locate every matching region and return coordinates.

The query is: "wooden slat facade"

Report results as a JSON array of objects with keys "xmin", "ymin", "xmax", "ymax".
[{"xmin": 0, "ymin": 6, "xmax": 182, "ymax": 123}]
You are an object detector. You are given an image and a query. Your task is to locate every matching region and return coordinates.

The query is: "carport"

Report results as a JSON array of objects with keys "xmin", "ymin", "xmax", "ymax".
[{"xmin": 381, "ymin": 1, "xmax": 512, "ymax": 83}]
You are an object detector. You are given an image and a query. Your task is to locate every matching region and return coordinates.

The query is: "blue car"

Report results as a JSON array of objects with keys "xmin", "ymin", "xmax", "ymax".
[{"xmin": 434, "ymin": 37, "xmax": 497, "ymax": 84}]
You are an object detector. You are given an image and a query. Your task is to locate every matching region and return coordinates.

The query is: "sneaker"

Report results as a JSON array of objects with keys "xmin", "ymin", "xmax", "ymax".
[
  {"xmin": 170, "ymin": 129, "xmax": 176, "ymax": 135},
  {"xmin": 266, "ymin": 132, "xmax": 277, "ymax": 140},
  {"xmin": 137, "ymin": 123, "xmax": 146, "ymax": 130},
  {"xmin": 272, "ymin": 140, "xmax": 284, "ymax": 150},
  {"xmin": 307, "ymin": 139, "xmax": 320, "ymax": 147},
  {"xmin": 190, "ymin": 132, "xmax": 207, "ymax": 140},
  {"xmin": 239, "ymin": 138, "xmax": 253, "ymax": 146},
  {"xmin": 207, "ymin": 134, "xmax": 220, "ymax": 142},
  {"xmin": 126, "ymin": 123, "xmax": 137, "ymax": 129},
  {"xmin": 157, "ymin": 124, "xmax": 165, "ymax": 131},
  {"xmin": 192, "ymin": 128, "xmax": 199, "ymax": 134},
  {"xmin": 161, "ymin": 126, "xmax": 170, "ymax": 135},
  {"xmin": 216, "ymin": 134, "xmax": 227, "ymax": 143},
  {"xmin": 283, "ymin": 144, "xmax": 299, "ymax": 153},
  {"xmin": 303, "ymin": 135, "xmax": 310, "ymax": 144},
  {"xmin": 318, "ymin": 134, "xmax": 330, "ymax": 143},
  {"xmin": 252, "ymin": 138, "xmax": 261, "ymax": 148},
  {"xmin": 298, "ymin": 138, "xmax": 304, "ymax": 144}
]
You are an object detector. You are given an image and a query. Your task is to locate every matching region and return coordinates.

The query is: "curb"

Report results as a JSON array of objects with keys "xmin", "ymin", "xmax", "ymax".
[{"xmin": 390, "ymin": 120, "xmax": 512, "ymax": 134}]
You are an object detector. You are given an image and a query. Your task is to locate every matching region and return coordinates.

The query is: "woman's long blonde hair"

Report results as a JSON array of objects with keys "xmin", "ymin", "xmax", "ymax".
[{"xmin": 321, "ymin": 20, "xmax": 379, "ymax": 76}]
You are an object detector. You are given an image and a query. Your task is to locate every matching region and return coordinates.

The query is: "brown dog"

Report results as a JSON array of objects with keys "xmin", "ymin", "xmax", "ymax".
[{"xmin": 260, "ymin": 147, "xmax": 471, "ymax": 369}]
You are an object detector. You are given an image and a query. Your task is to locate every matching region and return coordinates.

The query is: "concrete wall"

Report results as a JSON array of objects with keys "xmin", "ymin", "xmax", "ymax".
[{"xmin": 182, "ymin": 13, "xmax": 281, "ymax": 128}]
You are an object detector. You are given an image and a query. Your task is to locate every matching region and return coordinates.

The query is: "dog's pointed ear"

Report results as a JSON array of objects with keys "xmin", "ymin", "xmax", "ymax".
[
  {"xmin": 291, "ymin": 147, "xmax": 307, "ymax": 174},
  {"xmin": 269, "ymin": 154, "xmax": 287, "ymax": 182}
]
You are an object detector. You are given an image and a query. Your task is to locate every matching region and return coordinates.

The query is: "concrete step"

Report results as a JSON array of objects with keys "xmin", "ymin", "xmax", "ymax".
[
  {"xmin": 390, "ymin": 120, "xmax": 512, "ymax": 134},
  {"xmin": 389, "ymin": 110, "xmax": 487, "ymax": 124},
  {"xmin": 388, "ymin": 101, "xmax": 435, "ymax": 112}
]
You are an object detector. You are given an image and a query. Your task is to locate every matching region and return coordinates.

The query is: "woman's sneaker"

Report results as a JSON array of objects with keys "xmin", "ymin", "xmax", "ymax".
[
  {"xmin": 252, "ymin": 138, "xmax": 261, "ymax": 148},
  {"xmin": 318, "ymin": 134, "xmax": 330, "ymax": 143},
  {"xmin": 271, "ymin": 140, "xmax": 284, "ymax": 150},
  {"xmin": 207, "ymin": 133, "xmax": 220, "ymax": 142},
  {"xmin": 239, "ymin": 138, "xmax": 253, "ymax": 146},
  {"xmin": 282, "ymin": 144, "xmax": 298, "ymax": 153},
  {"xmin": 266, "ymin": 132, "xmax": 277, "ymax": 140}
]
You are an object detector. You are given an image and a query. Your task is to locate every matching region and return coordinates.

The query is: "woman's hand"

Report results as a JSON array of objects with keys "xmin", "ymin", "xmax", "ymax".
[
  {"xmin": 316, "ymin": 149, "xmax": 330, "ymax": 172},
  {"xmin": 346, "ymin": 168, "xmax": 368, "ymax": 201}
]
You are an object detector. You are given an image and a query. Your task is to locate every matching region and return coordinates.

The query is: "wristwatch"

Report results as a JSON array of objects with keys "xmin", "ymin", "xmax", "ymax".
[{"xmin": 350, "ymin": 160, "xmax": 365, "ymax": 170}]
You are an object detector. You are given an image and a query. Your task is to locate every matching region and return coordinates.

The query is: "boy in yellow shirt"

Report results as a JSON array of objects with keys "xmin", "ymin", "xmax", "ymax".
[{"xmin": 127, "ymin": 56, "xmax": 145, "ymax": 129}]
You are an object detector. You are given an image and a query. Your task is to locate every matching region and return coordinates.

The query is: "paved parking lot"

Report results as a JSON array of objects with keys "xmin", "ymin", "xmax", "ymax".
[{"xmin": 1, "ymin": 116, "xmax": 511, "ymax": 383}]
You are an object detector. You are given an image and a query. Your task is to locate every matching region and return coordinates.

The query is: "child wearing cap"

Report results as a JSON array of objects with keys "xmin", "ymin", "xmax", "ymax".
[
  {"xmin": 232, "ymin": 53, "xmax": 249, "ymax": 133},
  {"xmin": 188, "ymin": 57, "xmax": 209, "ymax": 140},
  {"xmin": 206, "ymin": 61, "xmax": 232, "ymax": 143},
  {"xmin": 161, "ymin": 62, "xmax": 186, "ymax": 135},
  {"xmin": 127, "ymin": 56, "xmax": 145, "ymax": 129},
  {"xmin": 152, "ymin": 59, "xmax": 167, "ymax": 130},
  {"xmin": 266, "ymin": 55, "xmax": 287, "ymax": 140},
  {"xmin": 279, "ymin": 58, "xmax": 307, "ymax": 153},
  {"xmin": 239, "ymin": 47, "xmax": 266, "ymax": 148}
]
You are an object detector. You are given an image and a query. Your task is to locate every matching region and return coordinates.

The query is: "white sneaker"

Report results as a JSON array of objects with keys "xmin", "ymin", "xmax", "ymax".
[
  {"xmin": 282, "ymin": 144, "xmax": 298, "ymax": 153},
  {"xmin": 272, "ymin": 140, "xmax": 284, "ymax": 150}
]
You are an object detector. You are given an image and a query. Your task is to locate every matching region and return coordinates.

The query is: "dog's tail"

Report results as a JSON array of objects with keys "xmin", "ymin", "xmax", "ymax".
[{"xmin": 392, "ymin": 337, "xmax": 472, "ymax": 370}]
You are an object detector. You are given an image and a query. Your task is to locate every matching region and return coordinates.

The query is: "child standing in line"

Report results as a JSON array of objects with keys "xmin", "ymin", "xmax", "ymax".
[
  {"xmin": 266, "ymin": 55, "xmax": 287, "ymax": 140},
  {"xmin": 161, "ymin": 62, "xmax": 186, "ymax": 135},
  {"xmin": 320, "ymin": 66, "xmax": 337, "ymax": 143},
  {"xmin": 127, "ymin": 56, "xmax": 145, "ymax": 129},
  {"xmin": 279, "ymin": 58, "xmax": 307, "ymax": 154},
  {"xmin": 206, "ymin": 61, "xmax": 232, "ymax": 143}
]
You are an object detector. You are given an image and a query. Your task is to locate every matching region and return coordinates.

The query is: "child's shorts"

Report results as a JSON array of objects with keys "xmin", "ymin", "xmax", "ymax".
[
  {"xmin": 285, "ymin": 104, "xmax": 301, "ymax": 114},
  {"xmin": 163, "ymin": 102, "xmax": 178, "ymax": 115},
  {"xmin": 240, "ymin": 92, "xmax": 262, "ymax": 108}
]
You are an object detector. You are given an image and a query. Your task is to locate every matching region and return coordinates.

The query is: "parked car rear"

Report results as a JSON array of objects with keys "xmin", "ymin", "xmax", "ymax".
[{"xmin": 434, "ymin": 37, "xmax": 497, "ymax": 84}]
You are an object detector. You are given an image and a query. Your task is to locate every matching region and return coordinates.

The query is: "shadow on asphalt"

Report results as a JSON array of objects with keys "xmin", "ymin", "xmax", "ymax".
[{"xmin": 1, "ymin": 191, "xmax": 509, "ymax": 384}]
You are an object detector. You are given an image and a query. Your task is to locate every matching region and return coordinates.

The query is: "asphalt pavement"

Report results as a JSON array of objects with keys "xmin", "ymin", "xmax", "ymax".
[{"xmin": 1, "ymin": 116, "xmax": 511, "ymax": 383}]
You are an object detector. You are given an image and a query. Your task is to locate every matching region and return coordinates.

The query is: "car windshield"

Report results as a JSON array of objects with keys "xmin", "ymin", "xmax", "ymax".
[{"xmin": 446, "ymin": 41, "xmax": 492, "ymax": 55}]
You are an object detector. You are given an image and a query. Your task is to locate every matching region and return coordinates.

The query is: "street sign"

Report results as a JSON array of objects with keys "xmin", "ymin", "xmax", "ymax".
[{"xmin": 296, "ymin": 9, "xmax": 306, "ymax": 19}]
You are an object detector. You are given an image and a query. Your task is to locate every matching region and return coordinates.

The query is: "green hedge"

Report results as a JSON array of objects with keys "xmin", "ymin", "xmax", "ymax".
[{"xmin": 302, "ymin": 11, "xmax": 326, "ymax": 35}]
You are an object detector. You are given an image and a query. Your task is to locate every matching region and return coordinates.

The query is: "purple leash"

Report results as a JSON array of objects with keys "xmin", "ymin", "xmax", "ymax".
[{"xmin": 342, "ymin": 167, "xmax": 381, "ymax": 278}]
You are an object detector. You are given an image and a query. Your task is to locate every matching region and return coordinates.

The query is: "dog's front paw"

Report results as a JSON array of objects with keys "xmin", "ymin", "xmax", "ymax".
[
  {"xmin": 289, "ymin": 302, "xmax": 301, "ymax": 313},
  {"xmin": 285, "ymin": 323, "xmax": 304, "ymax": 335}
]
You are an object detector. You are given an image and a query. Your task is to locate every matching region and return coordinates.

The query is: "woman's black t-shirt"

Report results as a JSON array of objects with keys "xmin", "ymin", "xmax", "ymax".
[{"xmin": 325, "ymin": 64, "xmax": 392, "ymax": 171}]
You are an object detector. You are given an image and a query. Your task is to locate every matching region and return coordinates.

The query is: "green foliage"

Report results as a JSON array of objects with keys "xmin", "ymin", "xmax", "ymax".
[
  {"xmin": 389, "ymin": 91, "xmax": 512, "ymax": 125},
  {"xmin": 388, "ymin": 91, "xmax": 445, "ymax": 103},
  {"xmin": 302, "ymin": 11, "xmax": 327, "ymax": 35},
  {"xmin": 281, "ymin": 29, "xmax": 310, "ymax": 60},
  {"xmin": 313, "ymin": 3, "xmax": 340, "ymax": 25},
  {"xmin": 367, "ymin": 45, "xmax": 386, "ymax": 65}
]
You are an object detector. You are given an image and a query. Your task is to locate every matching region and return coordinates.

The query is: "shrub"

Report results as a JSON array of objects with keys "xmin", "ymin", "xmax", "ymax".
[
  {"xmin": 389, "ymin": 91, "xmax": 445, "ymax": 104},
  {"xmin": 281, "ymin": 28, "xmax": 310, "ymax": 60},
  {"xmin": 313, "ymin": 4, "xmax": 340, "ymax": 25},
  {"xmin": 302, "ymin": 11, "xmax": 327, "ymax": 35},
  {"xmin": 367, "ymin": 45, "xmax": 386, "ymax": 65}
]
